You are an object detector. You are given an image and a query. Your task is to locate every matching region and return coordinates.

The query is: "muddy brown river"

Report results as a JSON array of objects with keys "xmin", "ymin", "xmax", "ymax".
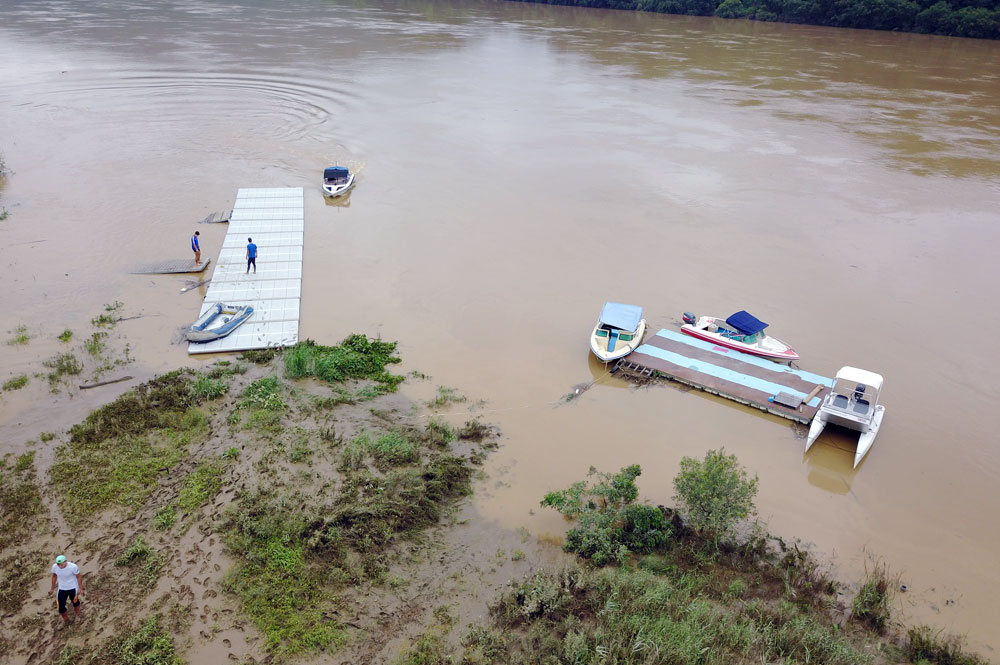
[{"xmin": 1, "ymin": 0, "xmax": 999, "ymax": 653}]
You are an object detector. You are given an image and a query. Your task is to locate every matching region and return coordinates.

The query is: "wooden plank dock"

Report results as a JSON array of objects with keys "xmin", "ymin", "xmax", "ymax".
[
  {"xmin": 131, "ymin": 257, "xmax": 212, "ymax": 274},
  {"xmin": 622, "ymin": 329, "xmax": 833, "ymax": 424},
  {"xmin": 188, "ymin": 188, "xmax": 302, "ymax": 355}
]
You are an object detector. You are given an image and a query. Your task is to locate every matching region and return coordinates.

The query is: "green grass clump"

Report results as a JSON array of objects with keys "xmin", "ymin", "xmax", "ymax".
[
  {"xmin": 91, "ymin": 301, "xmax": 123, "ymax": 327},
  {"xmin": 424, "ymin": 419, "xmax": 456, "ymax": 447},
  {"xmin": 95, "ymin": 616, "xmax": 182, "ymax": 664},
  {"xmin": 223, "ymin": 447, "xmax": 240, "ymax": 460},
  {"xmin": 50, "ymin": 371, "xmax": 210, "ymax": 523},
  {"xmin": 235, "ymin": 375, "xmax": 286, "ymax": 431},
  {"xmin": 191, "ymin": 374, "xmax": 229, "ymax": 401},
  {"xmin": 0, "ymin": 551, "xmax": 46, "ymax": 613},
  {"xmin": 176, "ymin": 462, "xmax": 223, "ymax": 515},
  {"xmin": 115, "ymin": 535, "xmax": 165, "ymax": 590},
  {"xmin": 283, "ymin": 336, "xmax": 403, "ymax": 393},
  {"xmin": 57, "ymin": 329, "xmax": 73, "ymax": 343},
  {"xmin": 2, "ymin": 375, "xmax": 28, "ymax": 391},
  {"xmin": 366, "ymin": 431, "xmax": 419, "ymax": 469},
  {"xmin": 906, "ymin": 625, "xmax": 990, "ymax": 665},
  {"xmin": 84, "ymin": 331, "xmax": 108, "ymax": 357},
  {"xmin": 153, "ymin": 505, "xmax": 177, "ymax": 530},
  {"xmin": 6, "ymin": 325, "xmax": 29, "ymax": 346},
  {"xmin": 852, "ymin": 560, "xmax": 895, "ymax": 634},
  {"xmin": 0, "ymin": 457, "xmax": 45, "ymax": 553},
  {"xmin": 42, "ymin": 352, "xmax": 82, "ymax": 388},
  {"xmin": 428, "ymin": 386, "xmax": 465, "ymax": 409}
]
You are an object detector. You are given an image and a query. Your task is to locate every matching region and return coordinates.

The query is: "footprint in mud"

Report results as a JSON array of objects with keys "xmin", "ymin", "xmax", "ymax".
[
  {"xmin": 202, "ymin": 589, "xmax": 218, "ymax": 599},
  {"xmin": 193, "ymin": 577, "xmax": 201, "ymax": 585},
  {"xmin": 199, "ymin": 630, "xmax": 211, "ymax": 639},
  {"xmin": 209, "ymin": 537, "xmax": 216, "ymax": 546},
  {"xmin": 223, "ymin": 638, "xmax": 232, "ymax": 647},
  {"xmin": 214, "ymin": 564, "xmax": 221, "ymax": 572}
]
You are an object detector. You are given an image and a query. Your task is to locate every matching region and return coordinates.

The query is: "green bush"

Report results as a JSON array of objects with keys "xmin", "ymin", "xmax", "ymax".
[
  {"xmin": 542, "ymin": 464, "xmax": 672, "ymax": 565},
  {"xmin": 672, "ymin": 449, "xmax": 758, "ymax": 541}
]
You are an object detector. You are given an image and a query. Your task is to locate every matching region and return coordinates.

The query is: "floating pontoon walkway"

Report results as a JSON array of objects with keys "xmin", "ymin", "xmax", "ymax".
[
  {"xmin": 620, "ymin": 329, "xmax": 833, "ymax": 424},
  {"xmin": 188, "ymin": 187, "xmax": 303, "ymax": 354}
]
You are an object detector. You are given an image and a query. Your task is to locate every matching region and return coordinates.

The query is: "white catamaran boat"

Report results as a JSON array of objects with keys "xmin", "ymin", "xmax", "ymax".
[
  {"xmin": 590, "ymin": 302, "xmax": 646, "ymax": 363},
  {"xmin": 805, "ymin": 366, "xmax": 886, "ymax": 468},
  {"xmin": 322, "ymin": 166, "xmax": 356, "ymax": 197}
]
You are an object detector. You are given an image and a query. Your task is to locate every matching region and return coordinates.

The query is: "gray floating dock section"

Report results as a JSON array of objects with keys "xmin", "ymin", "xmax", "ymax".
[
  {"xmin": 188, "ymin": 188, "xmax": 303, "ymax": 354},
  {"xmin": 620, "ymin": 329, "xmax": 833, "ymax": 424},
  {"xmin": 132, "ymin": 258, "xmax": 211, "ymax": 274}
]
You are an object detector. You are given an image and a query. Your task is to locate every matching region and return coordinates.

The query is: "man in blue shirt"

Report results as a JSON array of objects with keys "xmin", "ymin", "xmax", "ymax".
[
  {"xmin": 191, "ymin": 231, "xmax": 201, "ymax": 265},
  {"xmin": 246, "ymin": 237, "xmax": 257, "ymax": 274}
]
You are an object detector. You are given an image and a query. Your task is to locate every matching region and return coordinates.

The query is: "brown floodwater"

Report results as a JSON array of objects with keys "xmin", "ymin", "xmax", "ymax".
[{"xmin": 1, "ymin": 0, "xmax": 999, "ymax": 652}]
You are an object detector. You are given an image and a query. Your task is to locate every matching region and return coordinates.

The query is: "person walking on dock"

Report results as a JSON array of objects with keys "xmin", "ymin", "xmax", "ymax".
[
  {"xmin": 191, "ymin": 231, "xmax": 202, "ymax": 265},
  {"xmin": 246, "ymin": 237, "xmax": 257, "ymax": 274},
  {"xmin": 48, "ymin": 555, "xmax": 85, "ymax": 624}
]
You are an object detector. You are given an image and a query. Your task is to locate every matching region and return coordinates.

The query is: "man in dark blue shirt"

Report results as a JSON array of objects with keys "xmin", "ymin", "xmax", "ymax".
[{"xmin": 246, "ymin": 237, "xmax": 257, "ymax": 274}]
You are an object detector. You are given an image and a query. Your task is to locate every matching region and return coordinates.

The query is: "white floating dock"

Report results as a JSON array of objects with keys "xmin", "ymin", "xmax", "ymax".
[{"xmin": 188, "ymin": 187, "xmax": 303, "ymax": 354}]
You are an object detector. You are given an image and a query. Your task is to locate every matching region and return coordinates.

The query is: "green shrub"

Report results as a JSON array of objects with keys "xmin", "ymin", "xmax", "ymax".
[
  {"xmin": 542, "ymin": 464, "xmax": 672, "ymax": 565},
  {"xmin": 673, "ymin": 448, "xmax": 758, "ymax": 541},
  {"xmin": 852, "ymin": 560, "xmax": 894, "ymax": 634},
  {"xmin": 153, "ymin": 505, "xmax": 177, "ymax": 530},
  {"xmin": 191, "ymin": 374, "xmax": 229, "ymax": 401},
  {"xmin": 283, "ymin": 337, "xmax": 403, "ymax": 393}
]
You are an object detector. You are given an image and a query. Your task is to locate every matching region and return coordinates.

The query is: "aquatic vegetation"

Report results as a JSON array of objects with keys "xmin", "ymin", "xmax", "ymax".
[
  {"xmin": 2, "ymin": 374, "xmax": 28, "ymax": 391},
  {"xmin": 57, "ymin": 329, "xmax": 73, "ymax": 343},
  {"xmin": 84, "ymin": 330, "xmax": 108, "ymax": 357},
  {"xmin": 852, "ymin": 558, "xmax": 896, "ymax": 634},
  {"xmin": 428, "ymin": 386, "xmax": 465, "ymax": 408},
  {"xmin": 283, "ymin": 336, "xmax": 403, "ymax": 393},
  {"xmin": 176, "ymin": 461, "xmax": 223, "ymax": 515},
  {"xmin": 42, "ymin": 352, "xmax": 83, "ymax": 389},
  {"xmin": 91, "ymin": 300, "xmax": 123, "ymax": 327},
  {"xmin": 6, "ymin": 325, "xmax": 29, "ymax": 345},
  {"xmin": 906, "ymin": 625, "xmax": 991, "ymax": 665}
]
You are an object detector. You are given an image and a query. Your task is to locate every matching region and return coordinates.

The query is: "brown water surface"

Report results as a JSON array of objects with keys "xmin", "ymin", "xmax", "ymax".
[{"xmin": 1, "ymin": 0, "xmax": 999, "ymax": 652}]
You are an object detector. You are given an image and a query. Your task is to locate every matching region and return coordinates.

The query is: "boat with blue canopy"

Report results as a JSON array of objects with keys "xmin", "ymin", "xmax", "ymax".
[
  {"xmin": 322, "ymin": 166, "xmax": 356, "ymax": 197},
  {"xmin": 590, "ymin": 302, "xmax": 647, "ymax": 363},
  {"xmin": 186, "ymin": 303, "xmax": 254, "ymax": 342},
  {"xmin": 680, "ymin": 309, "xmax": 799, "ymax": 361}
]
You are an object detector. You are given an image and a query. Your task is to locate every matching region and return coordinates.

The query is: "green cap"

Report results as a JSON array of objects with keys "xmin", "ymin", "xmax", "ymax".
[{"xmin": 55, "ymin": 555, "xmax": 66, "ymax": 564}]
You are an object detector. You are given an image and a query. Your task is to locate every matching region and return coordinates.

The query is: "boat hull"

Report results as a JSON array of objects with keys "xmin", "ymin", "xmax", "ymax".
[
  {"xmin": 590, "ymin": 319, "xmax": 646, "ymax": 363},
  {"xmin": 322, "ymin": 173, "xmax": 356, "ymax": 197},
  {"xmin": 680, "ymin": 318, "xmax": 799, "ymax": 361},
  {"xmin": 804, "ymin": 404, "xmax": 885, "ymax": 468}
]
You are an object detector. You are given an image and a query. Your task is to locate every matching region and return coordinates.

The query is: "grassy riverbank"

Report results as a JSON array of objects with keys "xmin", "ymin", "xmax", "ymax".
[{"xmin": 0, "ymin": 336, "xmax": 992, "ymax": 665}]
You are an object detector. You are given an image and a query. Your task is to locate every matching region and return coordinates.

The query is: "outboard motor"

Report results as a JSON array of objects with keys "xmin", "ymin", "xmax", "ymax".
[{"xmin": 682, "ymin": 312, "xmax": 696, "ymax": 325}]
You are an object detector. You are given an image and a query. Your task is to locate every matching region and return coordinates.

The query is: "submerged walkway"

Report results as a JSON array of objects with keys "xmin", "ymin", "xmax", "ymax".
[
  {"xmin": 622, "ymin": 328, "xmax": 833, "ymax": 424},
  {"xmin": 188, "ymin": 187, "xmax": 303, "ymax": 355}
]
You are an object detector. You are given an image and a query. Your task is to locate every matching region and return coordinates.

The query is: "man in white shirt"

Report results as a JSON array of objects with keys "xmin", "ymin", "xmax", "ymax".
[{"xmin": 48, "ymin": 555, "xmax": 85, "ymax": 622}]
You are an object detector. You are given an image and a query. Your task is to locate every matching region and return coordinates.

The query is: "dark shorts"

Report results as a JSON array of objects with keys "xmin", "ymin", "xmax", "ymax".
[
  {"xmin": 247, "ymin": 257, "xmax": 256, "ymax": 269},
  {"xmin": 57, "ymin": 588, "xmax": 79, "ymax": 613}
]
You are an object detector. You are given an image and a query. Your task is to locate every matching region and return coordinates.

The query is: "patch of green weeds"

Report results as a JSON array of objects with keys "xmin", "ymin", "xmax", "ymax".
[
  {"xmin": 6, "ymin": 325, "xmax": 29, "ymax": 346},
  {"xmin": 93, "ymin": 616, "xmax": 182, "ymax": 664},
  {"xmin": 283, "ymin": 336, "xmax": 403, "ymax": 393},
  {"xmin": 191, "ymin": 374, "xmax": 229, "ymax": 401},
  {"xmin": 367, "ymin": 431, "xmax": 419, "ymax": 470},
  {"xmin": 458, "ymin": 419, "xmax": 494, "ymax": 441},
  {"xmin": 0, "ymin": 457, "xmax": 45, "ymax": 552},
  {"xmin": 84, "ymin": 330, "xmax": 108, "ymax": 357},
  {"xmin": 14, "ymin": 451, "xmax": 34, "ymax": 472},
  {"xmin": 91, "ymin": 301, "xmax": 123, "ymax": 327},
  {"xmin": 176, "ymin": 461, "xmax": 223, "ymax": 515},
  {"xmin": 240, "ymin": 347, "xmax": 278, "ymax": 364},
  {"xmin": 511, "ymin": 549, "xmax": 525, "ymax": 561},
  {"xmin": 428, "ymin": 386, "xmax": 465, "ymax": 409},
  {"xmin": 223, "ymin": 447, "xmax": 241, "ymax": 460},
  {"xmin": 57, "ymin": 329, "xmax": 73, "ymax": 343},
  {"xmin": 339, "ymin": 436, "xmax": 367, "ymax": 471},
  {"xmin": 288, "ymin": 431, "xmax": 313, "ymax": 464},
  {"xmin": 396, "ymin": 628, "xmax": 452, "ymax": 664},
  {"xmin": 906, "ymin": 625, "xmax": 989, "ymax": 665},
  {"xmin": 153, "ymin": 504, "xmax": 177, "ymax": 530},
  {"xmin": 0, "ymin": 550, "xmax": 46, "ymax": 613},
  {"xmin": 207, "ymin": 360, "xmax": 247, "ymax": 378},
  {"xmin": 424, "ymin": 419, "xmax": 456, "ymax": 448},
  {"xmin": 40, "ymin": 431, "xmax": 56, "ymax": 442},
  {"xmin": 235, "ymin": 375, "xmax": 286, "ymax": 432},
  {"xmin": 42, "ymin": 352, "xmax": 82, "ymax": 389},
  {"xmin": 116, "ymin": 535, "xmax": 165, "ymax": 591},
  {"xmin": 51, "ymin": 371, "xmax": 210, "ymax": 523},
  {"xmin": 852, "ymin": 558, "xmax": 895, "ymax": 634},
  {"xmin": 2, "ymin": 374, "xmax": 28, "ymax": 391}
]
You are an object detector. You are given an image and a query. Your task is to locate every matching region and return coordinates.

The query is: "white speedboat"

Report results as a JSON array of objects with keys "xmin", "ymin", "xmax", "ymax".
[
  {"xmin": 322, "ymin": 166, "xmax": 355, "ymax": 197},
  {"xmin": 681, "ymin": 310, "xmax": 799, "ymax": 362},
  {"xmin": 805, "ymin": 366, "xmax": 885, "ymax": 468},
  {"xmin": 186, "ymin": 303, "xmax": 254, "ymax": 342},
  {"xmin": 590, "ymin": 302, "xmax": 646, "ymax": 363}
]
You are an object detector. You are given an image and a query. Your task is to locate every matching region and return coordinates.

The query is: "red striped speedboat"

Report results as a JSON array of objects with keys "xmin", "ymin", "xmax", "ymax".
[{"xmin": 680, "ymin": 310, "xmax": 799, "ymax": 362}]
